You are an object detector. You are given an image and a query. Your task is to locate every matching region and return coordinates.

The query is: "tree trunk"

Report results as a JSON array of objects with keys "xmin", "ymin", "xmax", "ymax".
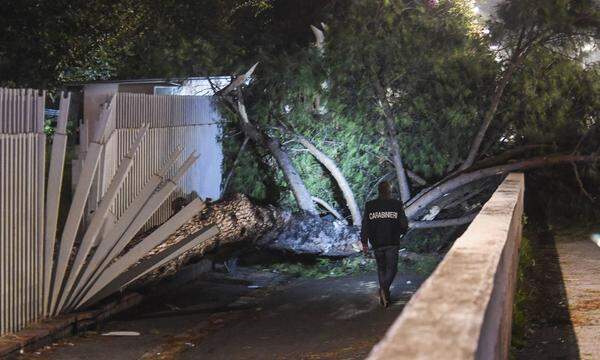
[
  {"xmin": 295, "ymin": 134, "xmax": 362, "ymax": 225},
  {"xmin": 236, "ymin": 100, "xmax": 318, "ymax": 215},
  {"xmin": 406, "ymin": 154, "xmax": 598, "ymax": 219},
  {"xmin": 459, "ymin": 49, "xmax": 526, "ymax": 171},
  {"xmin": 372, "ymin": 77, "xmax": 411, "ymax": 203},
  {"xmin": 137, "ymin": 193, "xmax": 290, "ymax": 284}
]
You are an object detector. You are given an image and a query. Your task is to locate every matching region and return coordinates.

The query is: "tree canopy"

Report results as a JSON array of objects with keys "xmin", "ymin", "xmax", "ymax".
[{"xmin": 1, "ymin": 0, "xmax": 599, "ymax": 223}]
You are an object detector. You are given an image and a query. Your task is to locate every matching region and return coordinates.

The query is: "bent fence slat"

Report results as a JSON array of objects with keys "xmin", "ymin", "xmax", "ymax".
[
  {"xmin": 77, "ymin": 199, "xmax": 211, "ymax": 307},
  {"xmin": 90, "ymin": 153, "xmax": 200, "ymax": 282},
  {"xmin": 56, "ymin": 125, "xmax": 149, "ymax": 313},
  {"xmin": 65, "ymin": 152, "xmax": 199, "ymax": 311},
  {"xmin": 368, "ymin": 173, "xmax": 525, "ymax": 360},
  {"xmin": 49, "ymin": 96, "xmax": 115, "ymax": 315},
  {"xmin": 80, "ymin": 225, "xmax": 219, "ymax": 308},
  {"xmin": 65, "ymin": 147, "xmax": 184, "ymax": 311},
  {"xmin": 43, "ymin": 92, "xmax": 71, "ymax": 316}
]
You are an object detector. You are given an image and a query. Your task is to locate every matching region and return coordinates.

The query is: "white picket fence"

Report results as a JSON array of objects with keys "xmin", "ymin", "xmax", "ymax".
[
  {"xmin": 0, "ymin": 88, "xmax": 46, "ymax": 334},
  {"xmin": 81, "ymin": 93, "xmax": 222, "ymax": 231},
  {"xmin": 0, "ymin": 88, "xmax": 221, "ymax": 336}
]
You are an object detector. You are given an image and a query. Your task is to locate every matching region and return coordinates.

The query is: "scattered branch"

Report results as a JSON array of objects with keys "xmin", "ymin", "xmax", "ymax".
[
  {"xmin": 410, "ymin": 213, "xmax": 477, "ymax": 229},
  {"xmin": 222, "ymin": 136, "xmax": 249, "ymax": 195},
  {"xmin": 571, "ymin": 162, "xmax": 595, "ymax": 202},
  {"xmin": 312, "ymin": 196, "xmax": 345, "ymax": 222}
]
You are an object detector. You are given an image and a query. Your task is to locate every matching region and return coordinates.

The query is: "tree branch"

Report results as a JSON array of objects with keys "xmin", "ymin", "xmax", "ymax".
[
  {"xmin": 410, "ymin": 213, "xmax": 477, "ymax": 229},
  {"xmin": 222, "ymin": 136, "xmax": 249, "ymax": 195},
  {"xmin": 293, "ymin": 134, "xmax": 362, "ymax": 225},
  {"xmin": 406, "ymin": 153, "xmax": 600, "ymax": 219},
  {"xmin": 371, "ymin": 76, "xmax": 411, "ymax": 202},
  {"xmin": 312, "ymin": 196, "xmax": 345, "ymax": 222},
  {"xmin": 571, "ymin": 162, "xmax": 595, "ymax": 202}
]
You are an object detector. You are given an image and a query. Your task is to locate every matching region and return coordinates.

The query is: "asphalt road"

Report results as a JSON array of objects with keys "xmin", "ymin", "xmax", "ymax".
[{"xmin": 20, "ymin": 269, "xmax": 423, "ymax": 360}]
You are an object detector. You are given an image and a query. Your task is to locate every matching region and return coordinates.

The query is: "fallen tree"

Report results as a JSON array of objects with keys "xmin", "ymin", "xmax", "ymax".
[
  {"xmin": 135, "ymin": 193, "xmax": 358, "ymax": 286},
  {"xmin": 92, "ymin": 0, "xmax": 600, "ymax": 305}
]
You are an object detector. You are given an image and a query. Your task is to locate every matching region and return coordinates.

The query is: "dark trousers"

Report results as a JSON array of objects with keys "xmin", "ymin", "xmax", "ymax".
[{"xmin": 374, "ymin": 245, "xmax": 399, "ymax": 299}]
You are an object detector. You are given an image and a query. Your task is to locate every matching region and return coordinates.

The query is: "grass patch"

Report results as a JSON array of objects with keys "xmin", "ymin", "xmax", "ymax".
[
  {"xmin": 255, "ymin": 252, "xmax": 440, "ymax": 279},
  {"xmin": 511, "ymin": 234, "xmax": 536, "ymax": 355}
]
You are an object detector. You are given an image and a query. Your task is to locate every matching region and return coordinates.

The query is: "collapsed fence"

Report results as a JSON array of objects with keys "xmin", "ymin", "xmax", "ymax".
[
  {"xmin": 92, "ymin": 93, "xmax": 222, "ymax": 231},
  {"xmin": 0, "ymin": 88, "xmax": 222, "ymax": 336}
]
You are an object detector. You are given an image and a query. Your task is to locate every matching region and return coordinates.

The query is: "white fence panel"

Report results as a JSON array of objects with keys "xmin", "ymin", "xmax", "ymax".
[
  {"xmin": 96, "ymin": 93, "xmax": 222, "ymax": 231},
  {"xmin": 0, "ymin": 88, "xmax": 46, "ymax": 335}
]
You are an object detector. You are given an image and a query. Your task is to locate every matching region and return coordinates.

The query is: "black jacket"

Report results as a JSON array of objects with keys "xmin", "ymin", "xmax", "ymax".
[{"xmin": 361, "ymin": 198, "xmax": 409, "ymax": 249}]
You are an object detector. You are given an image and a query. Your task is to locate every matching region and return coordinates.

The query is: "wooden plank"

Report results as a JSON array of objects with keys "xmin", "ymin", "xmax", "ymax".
[
  {"xmin": 63, "ymin": 148, "xmax": 187, "ymax": 310},
  {"xmin": 49, "ymin": 95, "xmax": 114, "ymax": 315},
  {"xmin": 79, "ymin": 225, "xmax": 218, "ymax": 308},
  {"xmin": 43, "ymin": 93, "xmax": 71, "ymax": 315},
  {"xmin": 77, "ymin": 199, "xmax": 206, "ymax": 306},
  {"xmin": 85, "ymin": 152, "xmax": 198, "ymax": 281},
  {"xmin": 56, "ymin": 125, "xmax": 149, "ymax": 312}
]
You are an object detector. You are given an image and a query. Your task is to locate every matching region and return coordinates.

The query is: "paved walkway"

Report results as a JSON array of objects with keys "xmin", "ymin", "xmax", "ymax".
[
  {"xmin": 516, "ymin": 227, "xmax": 600, "ymax": 360},
  {"xmin": 555, "ymin": 229, "xmax": 600, "ymax": 359},
  {"xmin": 19, "ymin": 269, "xmax": 423, "ymax": 360}
]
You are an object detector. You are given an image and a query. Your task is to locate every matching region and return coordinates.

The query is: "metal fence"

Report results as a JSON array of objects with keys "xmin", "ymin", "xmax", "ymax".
[{"xmin": 0, "ymin": 88, "xmax": 46, "ymax": 334}]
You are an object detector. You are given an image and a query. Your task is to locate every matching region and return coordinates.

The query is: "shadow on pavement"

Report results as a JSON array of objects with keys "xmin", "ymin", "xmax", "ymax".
[{"xmin": 515, "ymin": 230, "xmax": 580, "ymax": 359}]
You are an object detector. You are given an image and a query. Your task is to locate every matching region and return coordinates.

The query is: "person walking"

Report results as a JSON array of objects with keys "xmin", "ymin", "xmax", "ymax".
[{"xmin": 360, "ymin": 181, "xmax": 409, "ymax": 308}]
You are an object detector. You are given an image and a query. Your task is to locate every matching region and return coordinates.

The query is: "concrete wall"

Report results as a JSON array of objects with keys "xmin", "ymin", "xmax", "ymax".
[{"xmin": 368, "ymin": 173, "xmax": 525, "ymax": 360}]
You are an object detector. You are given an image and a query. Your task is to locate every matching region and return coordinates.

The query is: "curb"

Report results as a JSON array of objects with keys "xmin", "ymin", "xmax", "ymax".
[{"xmin": 0, "ymin": 293, "xmax": 143, "ymax": 358}]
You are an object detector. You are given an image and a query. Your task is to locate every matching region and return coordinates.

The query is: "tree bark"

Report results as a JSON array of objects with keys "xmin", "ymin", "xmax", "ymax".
[
  {"xmin": 406, "ymin": 169, "xmax": 427, "ymax": 186},
  {"xmin": 137, "ymin": 193, "xmax": 289, "ymax": 285},
  {"xmin": 372, "ymin": 76, "xmax": 411, "ymax": 203},
  {"xmin": 294, "ymin": 134, "xmax": 362, "ymax": 225}
]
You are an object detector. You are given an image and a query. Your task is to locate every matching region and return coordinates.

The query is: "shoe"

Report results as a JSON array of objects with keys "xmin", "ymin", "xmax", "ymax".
[
  {"xmin": 382, "ymin": 289, "xmax": 391, "ymax": 308},
  {"xmin": 379, "ymin": 288, "xmax": 390, "ymax": 308}
]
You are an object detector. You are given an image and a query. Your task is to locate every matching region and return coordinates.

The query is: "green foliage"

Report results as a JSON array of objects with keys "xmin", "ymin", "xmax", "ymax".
[
  {"xmin": 257, "ymin": 252, "xmax": 439, "ymax": 279},
  {"xmin": 3, "ymin": 0, "xmax": 599, "ymax": 221},
  {"xmin": 511, "ymin": 234, "xmax": 536, "ymax": 354},
  {"xmin": 224, "ymin": 0, "xmax": 500, "ymax": 212},
  {"xmin": 501, "ymin": 51, "xmax": 600, "ymax": 147},
  {"xmin": 326, "ymin": 0, "xmax": 498, "ymax": 177}
]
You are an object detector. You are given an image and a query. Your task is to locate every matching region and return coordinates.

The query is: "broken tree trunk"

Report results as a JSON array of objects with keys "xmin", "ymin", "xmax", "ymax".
[
  {"xmin": 459, "ymin": 44, "xmax": 527, "ymax": 171},
  {"xmin": 131, "ymin": 193, "xmax": 361, "ymax": 288},
  {"xmin": 134, "ymin": 193, "xmax": 289, "ymax": 285}
]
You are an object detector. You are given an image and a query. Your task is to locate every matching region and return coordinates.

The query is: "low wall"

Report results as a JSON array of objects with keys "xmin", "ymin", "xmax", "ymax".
[{"xmin": 369, "ymin": 173, "xmax": 525, "ymax": 360}]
